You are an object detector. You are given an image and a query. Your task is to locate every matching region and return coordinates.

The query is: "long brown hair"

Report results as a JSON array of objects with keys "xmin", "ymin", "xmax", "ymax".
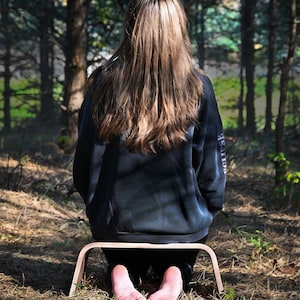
[{"xmin": 90, "ymin": 0, "xmax": 203, "ymax": 153}]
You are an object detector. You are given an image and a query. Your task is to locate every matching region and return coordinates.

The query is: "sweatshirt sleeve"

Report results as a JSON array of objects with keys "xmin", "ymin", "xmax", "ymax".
[
  {"xmin": 73, "ymin": 94, "xmax": 96, "ymax": 202},
  {"xmin": 192, "ymin": 75, "xmax": 226, "ymax": 214}
]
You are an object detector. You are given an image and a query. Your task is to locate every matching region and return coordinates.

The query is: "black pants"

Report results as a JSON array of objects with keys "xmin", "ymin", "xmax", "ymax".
[{"xmin": 103, "ymin": 237, "xmax": 207, "ymax": 291}]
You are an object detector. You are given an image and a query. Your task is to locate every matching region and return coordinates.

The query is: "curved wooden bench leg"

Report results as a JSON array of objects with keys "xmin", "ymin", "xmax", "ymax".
[
  {"xmin": 69, "ymin": 242, "xmax": 224, "ymax": 297},
  {"xmin": 69, "ymin": 243, "xmax": 96, "ymax": 297},
  {"xmin": 195, "ymin": 244, "xmax": 224, "ymax": 295}
]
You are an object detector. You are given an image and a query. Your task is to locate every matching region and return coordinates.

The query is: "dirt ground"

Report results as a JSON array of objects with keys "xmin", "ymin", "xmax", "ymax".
[{"xmin": 0, "ymin": 129, "xmax": 299, "ymax": 300}]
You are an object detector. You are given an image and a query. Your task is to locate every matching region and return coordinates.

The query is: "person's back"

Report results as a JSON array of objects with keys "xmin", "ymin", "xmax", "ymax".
[{"xmin": 73, "ymin": 0, "xmax": 226, "ymax": 299}]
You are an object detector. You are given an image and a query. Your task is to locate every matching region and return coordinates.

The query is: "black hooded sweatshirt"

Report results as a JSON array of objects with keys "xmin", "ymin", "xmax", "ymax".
[{"xmin": 73, "ymin": 72, "xmax": 226, "ymax": 243}]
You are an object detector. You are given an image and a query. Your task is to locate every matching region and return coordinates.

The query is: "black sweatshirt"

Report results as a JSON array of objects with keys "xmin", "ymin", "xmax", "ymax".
[{"xmin": 73, "ymin": 72, "xmax": 226, "ymax": 243}]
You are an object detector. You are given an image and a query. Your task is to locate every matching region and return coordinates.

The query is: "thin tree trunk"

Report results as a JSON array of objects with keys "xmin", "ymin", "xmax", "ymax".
[
  {"xmin": 264, "ymin": 0, "xmax": 276, "ymax": 134},
  {"xmin": 39, "ymin": 0, "xmax": 54, "ymax": 122},
  {"xmin": 61, "ymin": 0, "xmax": 89, "ymax": 153},
  {"xmin": 275, "ymin": 0, "xmax": 297, "ymax": 153},
  {"xmin": 241, "ymin": 0, "xmax": 257, "ymax": 136},
  {"xmin": 2, "ymin": 0, "xmax": 11, "ymax": 132},
  {"xmin": 238, "ymin": 61, "xmax": 244, "ymax": 132},
  {"xmin": 197, "ymin": 1, "xmax": 205, "ymax": 70}
]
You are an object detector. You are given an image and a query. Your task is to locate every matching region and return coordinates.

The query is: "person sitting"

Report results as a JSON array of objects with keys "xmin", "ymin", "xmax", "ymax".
[{"xmin": 73, "ymin": 0, "xmax": 226, "ymax": 299}]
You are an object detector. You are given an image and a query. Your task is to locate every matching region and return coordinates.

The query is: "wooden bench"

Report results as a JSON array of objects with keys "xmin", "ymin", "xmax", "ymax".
[{"xmin": 69, "ymin": 242, "xmax": 224, "ymax": 297}]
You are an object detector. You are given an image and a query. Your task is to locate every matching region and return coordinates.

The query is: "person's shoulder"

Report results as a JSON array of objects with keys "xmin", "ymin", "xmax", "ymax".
[
  {"xmin": 194, "ymin": 69, "xmax": 212, "ymax": 86},
  {"xmin": 88, "ymin": 58, "xmax": 118, "ymax": 90},
  {"xmin": 87, "ymin": 65, "xmax": 106, "ymax": 95},
  {"xmin": 89, "ymin": 65, "xmax": 105, "ymax": 83},
  {"xmin": 194, "ymin": 69, "xmax": 217, "ymax": 107}
]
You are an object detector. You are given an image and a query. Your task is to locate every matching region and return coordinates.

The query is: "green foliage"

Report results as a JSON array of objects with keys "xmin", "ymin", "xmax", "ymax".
[
  {"xmin": 53, "ymin": 82, "xmax": 64, "ymax": 104},
  {"xmin": 268, "ymin": 152, "xmax": 290, "ymax": 181},
  {"xmin": 223, "ymin": 287, "xmax": 236, "ymax": 300},
  {"xmin": 212, "ymin": 77, "xmax": 281, "ymax": 130},
  {"xmin": 0, "ymin": 79, "xmax": 65, "ymax": 129},
  {"xmin": 268, "ymin": 152, "xmax": 300, "ymax": 206},
  {"xmin": 249, "ymin": 230, "xmax": 270, "ymax": 255},
  {"xmin": 0, "ymin": 79, "xmax": 40, "ymax": 128},
  {"xmin": 212, "ymin": 77, "xmax": 241, "ymax": 128},
  {"xmin": 57, "ymin": 134, "xmax": 72, "ymax": 150},
  {"xmin": 88, "ymin": 0, "xmax": 125, "ymax": 53},
  {"xmin": 223, "ymin": 287, "xmax": 246, "ymax": 300},
  {"xmin": 1, "ymin": 75, "xmax": 298, "ymax": 132},
  {"xmin": 205, "ymin": 6, "xmax": 240, "ymax": 53},
  {"xmin": 212, "ymin": 76, "xmax": 300, "ymax": 131}
]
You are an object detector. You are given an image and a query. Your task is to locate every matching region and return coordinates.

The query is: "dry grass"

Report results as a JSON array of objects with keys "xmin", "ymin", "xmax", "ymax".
[{"xmin": 0, "ymin": 135, "xmax": 299, "ymax": 299}]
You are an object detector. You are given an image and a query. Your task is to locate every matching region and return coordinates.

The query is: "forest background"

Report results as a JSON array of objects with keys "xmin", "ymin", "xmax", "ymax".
[{"xmin": 0, "ymin": 0, "xmax": 299, "ymax": 299}]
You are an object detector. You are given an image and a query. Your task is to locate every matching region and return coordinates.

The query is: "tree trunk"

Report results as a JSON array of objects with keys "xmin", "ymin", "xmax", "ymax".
[
  {"xmin": 241, "ymin": 0, "xmax": 257, "ymax": 136},
  {"xmin": 238, "ymin": 0, "xmax": 245, "ymax": 133},
  {"xmin": 61, "ymin": 0, "xmax": 89, "ymax": 153},
  {"xmin": 186, "ymin": 0, "xmax": 206, "ymax": 70},
  {"xmin": 238, "ymin": 59, "xmax": 244, "ymax": 132},
  {"xmin": 197, "ymin": 1, "xmax": 205, "ymax": 70},
  {"xmin": 275, "ymin": 0, "xmax": 297, "ymax": 153},
  {"xmin": 2, "ymin": 0, "xmax": 11, "ymax": 132},
  {"xmin": 264, "ymin": 0, "xmax": 276, "ymax": 134},
  {"xmin": 39, "ymin": 0, "xmax": 54, "ymax": 122}
]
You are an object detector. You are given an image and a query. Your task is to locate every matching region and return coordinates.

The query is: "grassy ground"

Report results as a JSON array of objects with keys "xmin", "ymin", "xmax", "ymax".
[{"xmin": 0, "ymin": 125, "xmax": 299, "ymax": 300}]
